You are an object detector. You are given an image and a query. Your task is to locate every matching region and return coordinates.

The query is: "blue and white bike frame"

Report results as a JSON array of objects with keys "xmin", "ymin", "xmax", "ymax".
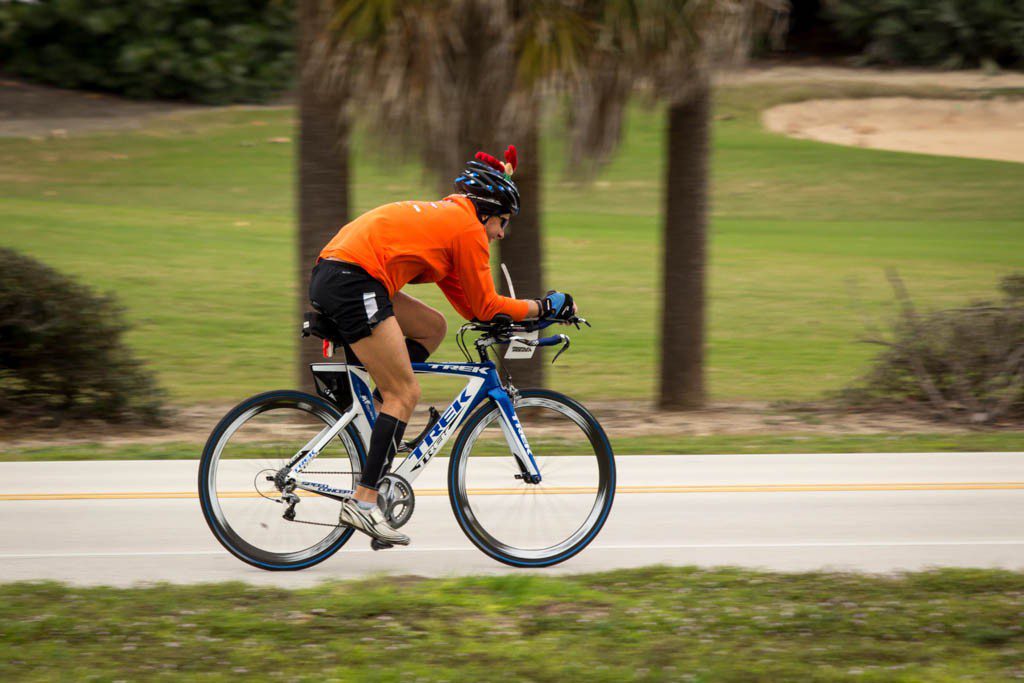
[{"xmin": 285, "ymin": 360, "xmax": 541, "ymax": 500}]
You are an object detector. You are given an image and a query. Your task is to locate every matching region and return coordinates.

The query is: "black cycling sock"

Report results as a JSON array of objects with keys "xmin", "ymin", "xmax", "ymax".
[
  {"xmin": 405, "ymin": 338, "xmax": 431, "ymax": 364},
  {"xmin": 360, "ymin": 413, "xmax": 407, "ymax": 491},
  {"xmin": 372, "ymin": 339, "xmax": 432, "ymax": 404}
]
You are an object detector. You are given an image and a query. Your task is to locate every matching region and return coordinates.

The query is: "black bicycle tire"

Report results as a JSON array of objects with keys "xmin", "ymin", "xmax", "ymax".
[
  {"xmin": 198, "ymin": 389, "xmax": 366, "ymax": 571},
  {"xmin": 447, "ymin": 388, "xmax": 616, "ymax": 568}
]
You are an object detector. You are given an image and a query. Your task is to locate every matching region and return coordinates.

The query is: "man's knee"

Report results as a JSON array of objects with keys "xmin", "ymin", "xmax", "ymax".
[
  {"xmin": 426, "ymin": 309, "xmax": 447, "ymax": 350},
  {"xmin": 433, "ymin": 309, "xmax": 448, "ymax": 336},
  {"xmin": 382, "ymin": 377, "xmax": 420, "ymax": 413}
]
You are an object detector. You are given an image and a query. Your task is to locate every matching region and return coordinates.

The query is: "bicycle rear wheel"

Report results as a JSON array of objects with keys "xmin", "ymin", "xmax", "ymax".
[
  {"xmin": 199, "ymin": 390, "xmax": 365, "ymax": 571},
  {"xmin": 448, "ymin": 389, "xmax": 615, "ymax": 567}
]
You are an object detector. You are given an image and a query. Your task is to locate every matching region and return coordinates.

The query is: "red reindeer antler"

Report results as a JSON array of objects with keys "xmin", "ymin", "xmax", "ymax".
[
  {"xmin": 504, "ymin": 145, "xmax": 518, "ymax": 173},
  {"xmin": 474, "ymin": 151, "xmax": 504, "ymax": 173}
]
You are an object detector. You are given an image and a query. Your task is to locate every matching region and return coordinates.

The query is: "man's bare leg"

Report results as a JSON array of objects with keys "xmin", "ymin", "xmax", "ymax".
[
  {"xmin": 392, "ymin": 291, "xmax": 447, "ymax": 354},
  {"xmin": 348, "ymin": 317, "xmax": 419, "ymax": 505},
  {"xmin": 368, "ymin": 292, "xmax": 446, "ymax": 412}
]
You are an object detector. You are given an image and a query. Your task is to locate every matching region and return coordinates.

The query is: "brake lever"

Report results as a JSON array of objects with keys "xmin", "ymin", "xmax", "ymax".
[
  {"xmin": 550, "ymin": 336, "xmax": 571, "ymax": 364},
  {"xmin": 574, "ymin": 317, "xmax": 591, "ymax": 329}
]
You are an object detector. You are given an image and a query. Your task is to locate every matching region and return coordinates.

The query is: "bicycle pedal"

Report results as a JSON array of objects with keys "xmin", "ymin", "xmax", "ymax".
[{"xmin": 370, "ymin": 539, "xmax": 394, "ymax": 551}]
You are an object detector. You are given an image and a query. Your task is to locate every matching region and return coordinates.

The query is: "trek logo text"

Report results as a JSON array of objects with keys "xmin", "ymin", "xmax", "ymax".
[{"xmin": 410, "ymin": 387, "xmax": 474, "ymax": 470}]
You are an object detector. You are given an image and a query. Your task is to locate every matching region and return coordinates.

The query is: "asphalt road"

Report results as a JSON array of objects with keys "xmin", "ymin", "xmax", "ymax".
[{"xmin": 1, "ymin": 452, "xmax": 1022, "ymax": 587}]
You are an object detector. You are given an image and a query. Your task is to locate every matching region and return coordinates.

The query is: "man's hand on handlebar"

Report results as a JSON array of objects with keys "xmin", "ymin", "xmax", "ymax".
[{"xmin": 537, "ymin": 290, "xmax": 577, "ymax": 322}]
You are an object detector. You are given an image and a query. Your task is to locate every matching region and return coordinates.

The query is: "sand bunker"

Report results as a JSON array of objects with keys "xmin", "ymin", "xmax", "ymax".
[{"xmin": 763, "ymin": 97, "xmax": 1024, "ymax": 164}]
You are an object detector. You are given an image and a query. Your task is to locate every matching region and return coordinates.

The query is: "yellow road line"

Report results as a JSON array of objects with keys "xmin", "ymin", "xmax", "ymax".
[{"xmin": 2, "ymin": 482, "xmax": 1024, "ymax": 502}]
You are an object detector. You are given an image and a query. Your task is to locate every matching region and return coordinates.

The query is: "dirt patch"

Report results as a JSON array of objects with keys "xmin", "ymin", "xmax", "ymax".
[
  {"xmin": 718, "ymin": 64, "xmax": 1024, "ymax": 90},
  {"xmin": 0, "ymin": 400, "xmax": 969, "ymax": 451},
  {"xmin": 763, "ymin": 97, "xmax": 1024, "ymax": 164},
  {"xmin": 589, "ymin": 400, "xmax": 965, "ymax": 437},
  {"xmin": 0, "ymin": 77, "xmax": 204, "ymax": 138},
  {"xmin": 6, "ymin": 65, "xmax": 1024, "ymax": 139}
]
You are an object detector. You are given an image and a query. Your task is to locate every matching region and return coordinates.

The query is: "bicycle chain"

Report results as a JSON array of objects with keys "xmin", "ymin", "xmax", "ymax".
[
  {"xmin": 290, "ymin": 517, "xmax": 346, "ymax": 529},
  {"xmin": 276, "ymin": 471, "xmax": 405, "ymax": 531}
]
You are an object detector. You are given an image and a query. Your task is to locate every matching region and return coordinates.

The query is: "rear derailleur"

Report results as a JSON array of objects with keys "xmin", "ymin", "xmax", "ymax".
[{"xmin": 278, "ymin": 481, "xmax": 300, "ymax": 521}]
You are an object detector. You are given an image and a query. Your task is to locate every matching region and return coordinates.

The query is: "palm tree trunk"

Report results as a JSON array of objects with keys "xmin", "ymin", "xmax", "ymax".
[
  {"xmin": 297, "ymin": 0, "xmax": 349, "ymax": 392},
  {"xmin": 498, "ymin": 120, "xmax": 545, "ymax": 389},
  {"xmin": 658, "ymin": 83, "xmax": 710, "ymax": 409}
]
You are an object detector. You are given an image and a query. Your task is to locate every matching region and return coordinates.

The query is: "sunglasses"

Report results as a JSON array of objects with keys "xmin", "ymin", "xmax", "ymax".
[{"xmin": 499, "ymin": 215, "xmax": 511, "ymax": 231}]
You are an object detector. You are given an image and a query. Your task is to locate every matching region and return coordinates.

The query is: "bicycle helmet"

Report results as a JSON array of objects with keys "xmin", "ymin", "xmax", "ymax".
[{"xmin": 454, "ymin": 145, "xmax": 521, "ymax": 218}]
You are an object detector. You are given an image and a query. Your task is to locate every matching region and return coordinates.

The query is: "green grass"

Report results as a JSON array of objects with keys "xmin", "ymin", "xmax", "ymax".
[
  {"xmin": 3, "ymin": 567, "xmax": 1024, "ymax": 680},
  {"xmin": 2, "ymin": 85, "xmax": 1023, "ymax": 404},
  {"xmin": 6, "ymin": 432, "xmax": 1022, "ymax": 461}
]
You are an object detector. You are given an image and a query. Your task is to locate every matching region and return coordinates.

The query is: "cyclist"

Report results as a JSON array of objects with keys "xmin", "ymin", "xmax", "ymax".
[{"xmin": 308, "ymin": 146, "xmax": 578, "ymax": 546}]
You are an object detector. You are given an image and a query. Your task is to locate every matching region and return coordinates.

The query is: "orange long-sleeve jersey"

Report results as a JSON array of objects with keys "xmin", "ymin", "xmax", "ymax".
[{"xmin": 318, "ymin": 195, "xmax": 530, "ymax": 322}]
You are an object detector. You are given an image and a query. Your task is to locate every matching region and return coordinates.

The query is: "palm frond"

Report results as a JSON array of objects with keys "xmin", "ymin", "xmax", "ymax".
[{"xmin": 309, "ymin": 0, "xmax": 787, "ymax": 186}]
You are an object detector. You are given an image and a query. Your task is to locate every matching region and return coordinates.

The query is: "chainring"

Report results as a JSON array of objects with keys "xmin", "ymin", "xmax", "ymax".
[{"xmin": 377, "ymin": 473, "xmax": 415, "ymax": 528}]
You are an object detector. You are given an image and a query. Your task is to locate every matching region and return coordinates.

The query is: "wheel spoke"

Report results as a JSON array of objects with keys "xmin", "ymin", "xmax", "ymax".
[
  {"xmin": 200, "ymin": 393, "xmax": 363, "ymax": 569},
  {"xmin": 451, "ymin": 392, "xmax": 615, "ymax": 566}
]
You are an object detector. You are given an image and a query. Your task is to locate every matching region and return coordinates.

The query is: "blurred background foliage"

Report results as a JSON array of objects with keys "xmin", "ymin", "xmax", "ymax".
[
  {"xmin": 0, "ymin": 248, "xmax": 166, "ymax": 424},
  {"xmin": 0, "ymin": 0, "xmax": 294, "ymax": 103},
  {"xmin": 824, "ymin": 0, "xmax": 1024, "ymax": 69},
  {"xmin": 845, "ymin": 273, "xmax": 1024, "ymax": 424},
  {"xmin": 1, "ymin": 0, "xmax": 1022, "ymax": 110}
]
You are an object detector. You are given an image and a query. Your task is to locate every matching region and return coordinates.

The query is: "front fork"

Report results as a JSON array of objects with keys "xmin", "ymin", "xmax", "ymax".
[{"xmin": 488, "ymin": 387, "xmax": 543, "ymax": 484}]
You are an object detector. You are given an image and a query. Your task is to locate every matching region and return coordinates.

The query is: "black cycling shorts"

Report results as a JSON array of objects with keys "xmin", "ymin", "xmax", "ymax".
[{"xmin": 308, "ymin": 259, "xmax": 395, "ymax": 345}]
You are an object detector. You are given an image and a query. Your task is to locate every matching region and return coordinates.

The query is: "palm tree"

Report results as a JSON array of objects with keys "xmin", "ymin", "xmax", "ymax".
[
  {"xmin": 296, "ymin": 0, "xmax": 351, "ymax": 391},
  {"xmin": 573, "ymin": 0, "xmax": 783, "ymax": 410},
  {"xmin": 660, "ymin": 79, "xmax": 712, "ymax": 408},
  {"xmin": 652, "ymin": 1, "xmax": 782, "ymax": 410},
  {"xmin": 318, "ymin": 0, "xmax": 593, "ymax": 389},
  {"xmin": 309, "ymin": 0, "xmax": 779, "ymax": 404}
]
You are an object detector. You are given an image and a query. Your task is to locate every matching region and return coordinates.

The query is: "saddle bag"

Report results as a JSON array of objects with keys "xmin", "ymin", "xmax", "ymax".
[
  {"xmin": 301, "ymin": 310, "xmax": 342, "ymax": 342},
  {"xmin": 310, "ymin": 364, "xmax": 354, "ymax": 409},
  {"xmin": 302, "ymin": 310, "xmax": 345, "ymax": 358}
]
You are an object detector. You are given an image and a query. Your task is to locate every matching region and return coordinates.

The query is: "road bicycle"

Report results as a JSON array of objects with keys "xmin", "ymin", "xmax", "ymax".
[{"xmin": 199, "ymin": 308, "xmax": 615, "ymax": 570}]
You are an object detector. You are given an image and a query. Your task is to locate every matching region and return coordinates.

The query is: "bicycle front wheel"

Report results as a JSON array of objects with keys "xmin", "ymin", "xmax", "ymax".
[
  {"xmin": 448, "ymin": 389, "xmax": 615, "ymax": 567},
  {"xmin": 199, "ymin": 390, "xmax": 365, "ymax": 571}
]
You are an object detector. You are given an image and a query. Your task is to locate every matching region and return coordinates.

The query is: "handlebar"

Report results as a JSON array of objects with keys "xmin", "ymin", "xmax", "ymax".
[
  {"xmin": 459, "ymin": 314, "xmax": 590, "ymax": 365},
  {"xmin": 535, "ymin": 335, "xmax": 566, "ymax": 347},
  {"xmin": 470, "ymin": 314, "xmax": 590, "ymax": 336},
  {"xmin": 508, "ymin": 332, "xmax": 572, "ymax": 363}
]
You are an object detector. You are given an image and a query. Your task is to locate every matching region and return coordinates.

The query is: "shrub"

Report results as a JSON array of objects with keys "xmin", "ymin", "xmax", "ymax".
[
  {"xmin": 824, "ymin": 0, "xmax": 1024, "ymax": 70},
  {"xmin": 843, "ymin": 272, "xmax": 1024, "ymax": 424},
  {"xmin": 0, "ymin": 0, "xmax": 294, "ymax": 104},
  {"xmin": 0, "ymin": 248, "xmax": 166, "ymax": 425}
]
